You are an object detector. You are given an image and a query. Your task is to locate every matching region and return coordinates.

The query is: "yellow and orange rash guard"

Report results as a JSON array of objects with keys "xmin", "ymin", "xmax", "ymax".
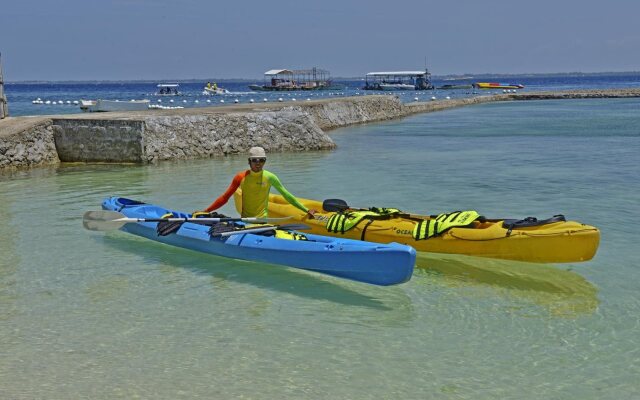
[{"xmin": 204, "ymin": 169, "xmax": 308, "ymax": 218}]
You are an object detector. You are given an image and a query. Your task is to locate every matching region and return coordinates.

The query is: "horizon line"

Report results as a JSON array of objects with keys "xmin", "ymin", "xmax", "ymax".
[{"xmin": 5, "ymin": 70, "xmax": 640, "ymax": 84}]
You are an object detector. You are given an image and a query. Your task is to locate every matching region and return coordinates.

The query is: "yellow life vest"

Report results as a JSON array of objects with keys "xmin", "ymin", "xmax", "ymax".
[
  {"xmin": 274, "ymin": 229, "xmax": 308, "ymax": 241},
  {"xmin": 326, "ymin": 208, "xmax": 404, "ymax": 234},
  {"xmin": 412, "ymin": 210, "xmax": 480, "ymax": 240}
]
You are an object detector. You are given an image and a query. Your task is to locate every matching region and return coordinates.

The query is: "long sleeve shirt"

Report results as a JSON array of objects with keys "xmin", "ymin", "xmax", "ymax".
[{"xmin": 205, "ymin": 169, "xmax": 308, "ymax": 218}]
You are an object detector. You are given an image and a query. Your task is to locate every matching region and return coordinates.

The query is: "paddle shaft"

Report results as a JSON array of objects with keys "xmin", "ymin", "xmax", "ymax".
[
  {"xmin": 115, "ymin": 216, "xmax": 286, "ymax": 223},
  {"xmin": 82, "ymin": 210, "xmax": 292, "ymax": 232},
  {"xmin": 214, "ymin": 223, "xmax": 310, "ymax": 237}
]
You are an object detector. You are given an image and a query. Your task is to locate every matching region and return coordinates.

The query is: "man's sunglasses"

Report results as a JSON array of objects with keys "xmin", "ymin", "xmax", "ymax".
[{"xmin": 249, "ymin": 158, "xmax": 266, "ymax": 163}]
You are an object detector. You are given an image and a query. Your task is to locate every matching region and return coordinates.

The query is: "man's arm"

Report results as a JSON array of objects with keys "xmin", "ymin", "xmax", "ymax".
[
  {"xmin": 204, "ymin": 171, "xmax": 248, "ymax": 212},
  {"xmin": 265, "ymin": 171, "xmax": 309, "ymax": 213}
]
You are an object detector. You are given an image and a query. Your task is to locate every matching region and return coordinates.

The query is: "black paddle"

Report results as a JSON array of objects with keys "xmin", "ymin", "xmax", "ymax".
[{"xmin": 83, "ymin": 210, "xmax": 291, "ymax": 232}]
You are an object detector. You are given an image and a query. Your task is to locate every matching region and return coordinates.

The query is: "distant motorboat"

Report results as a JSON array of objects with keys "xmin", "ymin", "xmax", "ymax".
[
  {"xmin": 203, "ymin": 86, "xmax": 230, "ymax": 95},
  {"xmin": 155, "ymin": 83, "xmax": 181, "ymax": 96},
  {"xmin": 473, "ymin": 82, "xmax": 524, "ymax": 90},
  {"xmin": 80, "ymin": 99, "xmax": 150, "ymax": 112}
]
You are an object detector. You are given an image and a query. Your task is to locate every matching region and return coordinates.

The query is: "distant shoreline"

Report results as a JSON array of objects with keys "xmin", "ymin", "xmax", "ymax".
[{"xmin": 5, "ymin": 71, "xmax": 640, "ymax": 85}]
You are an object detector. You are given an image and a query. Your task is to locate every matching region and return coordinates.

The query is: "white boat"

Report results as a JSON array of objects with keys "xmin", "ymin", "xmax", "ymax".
[
  {"xmin": 203, "ymin": 86, "xmax": 230, "ymax": 95},
  {"xmin": 363, "ymin": 70, "xmax": 434, "ymax": 91},
  {"xmin": 155, "ymin": 83, "xmax": 181, "ymax": 96},
  {"xmin": 80, "ymin": 99, "xmax": 150, "ymax": 112}
]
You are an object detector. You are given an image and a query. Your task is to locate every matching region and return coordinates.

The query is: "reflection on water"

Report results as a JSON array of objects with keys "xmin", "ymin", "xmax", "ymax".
[
  {"xmin": 415, "ymin": 252, "xmax": 599, "ymax": 317},
  {"xmin": 100, "ymin": 234, "xmax": 416, "ymax": 325}
]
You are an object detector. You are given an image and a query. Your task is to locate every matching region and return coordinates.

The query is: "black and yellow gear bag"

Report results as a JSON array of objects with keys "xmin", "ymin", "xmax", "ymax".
[
  {"xmin": 412, "ymin": 210, "xmax": 480, "ymax": 240},
  {"xmin": 326, "ymin": 207, "xmax": 404, "ymax": 234}
]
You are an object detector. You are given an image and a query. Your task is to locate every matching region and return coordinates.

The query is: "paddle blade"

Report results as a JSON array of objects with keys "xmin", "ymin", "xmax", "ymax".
[
  {"xmin": 82, "ymin": 210, "xmax": 128, "ymax": 231},
  {"xmin": 322, "ymin": 199, "xmax": 350, "ymax": 212}
]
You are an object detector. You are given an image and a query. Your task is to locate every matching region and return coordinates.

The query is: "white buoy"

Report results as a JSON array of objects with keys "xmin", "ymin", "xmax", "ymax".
[
  {"xmin": 445, "ymin": 96, "xmax": 451, "ymax": 100},
  {"xmin": 263, "ymin": 98, "xmax": 268, "ymax": 102},
  {"xmin": 169, "ymin": 99, "xmax": 174, "ymax": 103},
  {"xmin": 220, "ymin": 99, "xmax": 224, "ymax": 103},
  {"xmin": 306, "ymin": 98, "xmax": 311, "ymax": 101},
  {"xmin": 206, "ymin": 99, "xmax": 211, "ymax": 103},
  {"xmin": 292, "ymin": 98, "xmax": 296, "ymax": 101},
  {"xmin": 66, "ymin": 100, "xmax": 71, "ymax": 104},
  {"xmin": 278, "ymin": 98, "xmax": 283, "ymax": 102},
  {"xmin": 431, "ymin": 96, "xmax": 436, "ymax": 101},
  {"xmin": 194, "ymin": 100, "xmax": 199, "ymax": 103},
  {"xmin": 157, "ymin": 99, "xmax": 162, "ymax": 103},
  {"xmin": 250, "ymin": 99, "xmax": 255, "ymax": 103},
  {"xmin": 414, "ymin": 97, "xmax": 419, "ymax": 101},
  {"xmin": 234, "ymin": 99, "xmax": 239, "ymax": 103},
  {"xmin": 73, "ymin": 100, "xmax": 79, "ymax": 105},
  {"xmin": 183, "ymin": 99, "xmax": 187, "ymax": 103}
]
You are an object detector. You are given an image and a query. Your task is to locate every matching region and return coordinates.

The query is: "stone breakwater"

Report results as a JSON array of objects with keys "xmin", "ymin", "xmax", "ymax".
[
  {"xmin": 0, "ymin": 120, "xmax": 59, "ymax": 168},
  {"xmin": 2, "ymin": 89, "xmax": 640, "ymax": 170}
]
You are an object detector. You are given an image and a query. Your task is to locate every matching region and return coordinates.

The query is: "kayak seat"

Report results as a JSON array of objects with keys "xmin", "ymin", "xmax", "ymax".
[
  {"xmin": 502, "ymin": 215, "xmax": 566, "ymax": 230},
  {"xmin": 117, "ymin": 197, "xmax": 146, "ymax": 206}
]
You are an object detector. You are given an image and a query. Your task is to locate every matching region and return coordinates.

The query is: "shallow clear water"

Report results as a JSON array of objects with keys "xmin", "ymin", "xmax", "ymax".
[{"xmin": 1, "ymin": 98, "xmax": 639, "ymax": 398}]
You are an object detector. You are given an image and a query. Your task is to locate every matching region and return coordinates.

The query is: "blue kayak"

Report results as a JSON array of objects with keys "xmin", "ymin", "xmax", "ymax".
[{"xmin": 100, "ymin": 197, "xmax": 415, "ymax": 285}]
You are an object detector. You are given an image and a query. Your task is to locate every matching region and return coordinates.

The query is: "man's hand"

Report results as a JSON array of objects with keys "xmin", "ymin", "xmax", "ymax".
[{"xmin": 305, "ymin": 209, "xmax": 317, "ymax": 219}]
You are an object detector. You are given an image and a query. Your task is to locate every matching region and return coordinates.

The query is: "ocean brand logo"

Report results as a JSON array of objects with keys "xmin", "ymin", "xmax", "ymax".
[{"xmin": 392, "ymin": 227, "xmax": 412, "ymax": 236}]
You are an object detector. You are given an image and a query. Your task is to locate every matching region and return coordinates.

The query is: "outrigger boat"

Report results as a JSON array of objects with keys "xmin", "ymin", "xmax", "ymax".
[
  {"xmin": 235, "ymin": 192, "xmax": 600, "ymax": 264},
  {"xmin": 363, "ymin": 69, "xmax": 434, "ymax": 91},
  {"xmin": 84, "ymin": 197, "xmax": 416, "ymax": 286},
  {"xmin": 249, "ymin": 68, "xmax": 343, "ymax": 91}
]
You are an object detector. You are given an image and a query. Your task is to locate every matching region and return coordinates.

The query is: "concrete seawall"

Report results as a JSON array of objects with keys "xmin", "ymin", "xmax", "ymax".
[{"xmin": 2, "ymin": 89, "xmax": 640, "ymax": 170}]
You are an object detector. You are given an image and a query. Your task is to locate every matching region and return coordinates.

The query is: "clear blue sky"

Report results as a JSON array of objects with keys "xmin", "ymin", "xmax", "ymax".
[{"xmin": 1, "ymin": 0, "xmax": 639, "ymax": 81}]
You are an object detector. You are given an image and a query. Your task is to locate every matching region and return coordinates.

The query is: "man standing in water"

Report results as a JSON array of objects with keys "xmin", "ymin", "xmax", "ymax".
[{"xmin": 200, "ymin": 146, "xmax": 316, "ymax": 219}]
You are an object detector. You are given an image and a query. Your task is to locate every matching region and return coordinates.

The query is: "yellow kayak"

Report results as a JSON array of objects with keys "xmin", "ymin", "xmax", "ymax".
[{"xmin": 234, "ymin": 192, "xmax": 600, "ymax": 263}]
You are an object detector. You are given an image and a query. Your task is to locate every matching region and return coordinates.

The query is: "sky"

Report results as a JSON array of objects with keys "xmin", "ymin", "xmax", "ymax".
[{"xmin": 1, "ymin": 0, "xmax": 640, "ymax": 81}]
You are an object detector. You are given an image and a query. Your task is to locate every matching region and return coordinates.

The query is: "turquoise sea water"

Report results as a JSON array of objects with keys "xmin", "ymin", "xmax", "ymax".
[{"xmin": 1, "ymin": 98, "xmax": 639, "ymax": 398}]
